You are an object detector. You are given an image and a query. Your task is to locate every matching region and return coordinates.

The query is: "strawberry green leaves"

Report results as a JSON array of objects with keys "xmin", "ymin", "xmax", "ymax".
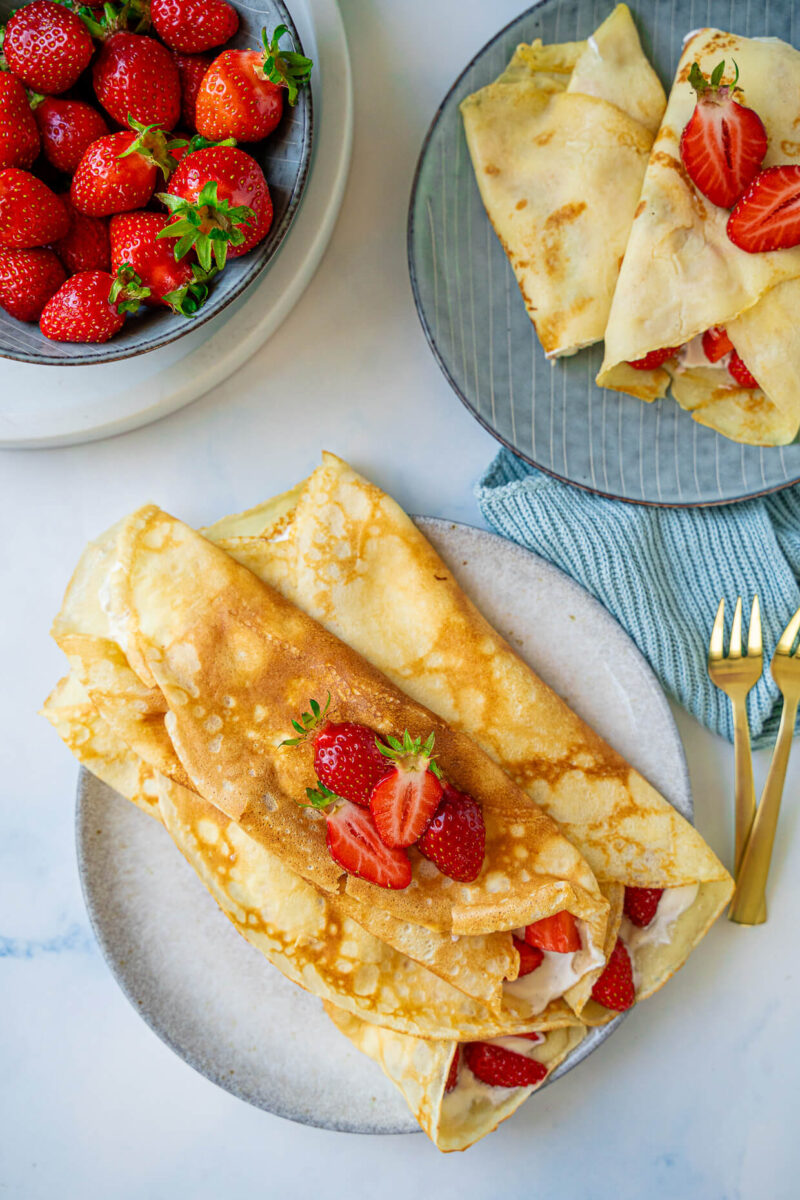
[
  {"xmin": 376, "ymin": 729, "xmax": 444, "ymax": 780},
  {"xmin": 280, "ymin": 694, "xmax": 332, "ymax": 747},
  {"xmin": 262, "ymin": 23, "xmax": 313, "ymax": 106},
  {"xmin": 156, "ymin": 179, "xmax": 254, "ymax": 270}
]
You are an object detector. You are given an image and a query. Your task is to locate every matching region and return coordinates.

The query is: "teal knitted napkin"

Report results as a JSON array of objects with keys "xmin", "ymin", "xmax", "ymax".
[{"xmin": 476, "ymin": 448, "xmax": 800, "ymax": 749}]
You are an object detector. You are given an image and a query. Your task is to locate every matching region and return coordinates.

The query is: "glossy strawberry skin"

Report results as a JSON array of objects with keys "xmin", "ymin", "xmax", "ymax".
[
  {"xmin": 623, "ymin": 886, "xmax": 663, "ymax": 929},
  {"xmin": 35, "ymin": 98, "xmax": 110, "ymax": 176},
  {"xmin": 93, "ymin": 32, "xmax": 181, "ymax": 131},
  {"xmin": 680, "ymin": 78, "xmax": 767, "ymax": 209},
  {"xmin": 464, "ymin": 1042, "xmax": 548, "ymax": 1089},
  {"xmin": 110, "ymin": 211, "xmax": 195, "ymax": 307},
  {"xmin": 417, "ymin": 784, "xmax": 486, "ymax": 882},
  {"xmin": 174, "ymin": 53, "xmax": 213, "ymax": 131},
  {"xmin": 0, "ymin": 74, "xmax": 40, "ymax": 171},
  {"xmin": 590, "ymin": 938, "xmax": 635, "ymax": 1012},
  {"xmin": 40, "ymin": 270, "xmax": 124, "ymax": 343},
  {"xmin": 512, "ymin": 935, "xmax": 544, "ymax": 977},
  {"xmin": 325, "ymin": 800, "xmax": 412, "ymax": 890},
  {"xmin": 152, "ymin": 0, "xmax": 239, "ymax": 54},
  {"xmin": 195, "ymin": 49, "xmax": 284, "ymax": 142},
  {"xmin": 727, "ymin": 165, "xmax": 800, "ymax": 253},
  {"xmin": 702, "ymin": 326, "xmax": 733, "ymax": 363},
  {"xmin": 166, "ymin": 146, "xmax": 273, "ymax": 256},
  {"xmin": 728, "ymin": 350, "xmax": 759, "ymax": 389},
  {"xmin": 0, "ymin": 245, "xmax": 66, "ymax": 321},
  {"xmin": 4, "ymin": 1, "xmax": 94, "ymax": 95},
  {"xmin": 524, "ymin": 910, "xmax": 581, "ymax": 953},
  {"xmin": 71, "ymin": 133, "xmax": 158, "ymax": 218},
  {"xmin": 311, "ymin": 721, "xmax": 388, "ymax": 807},
  {"xmin": 627, "ymin": 346, "xmax": 681, "ymax": 370},
  {"xmin": 0, "ymin": 169, "xmax": 70, "ymax": 248},
  {"xmin": 54, "ymin": 196, "xmax": 111, "ymax": 274}
]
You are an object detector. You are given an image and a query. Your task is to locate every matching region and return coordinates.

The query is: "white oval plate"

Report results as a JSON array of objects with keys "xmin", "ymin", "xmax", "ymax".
[{"xmin": 76, "ymin": 519, "xmax": 691, "ymax": 1133}]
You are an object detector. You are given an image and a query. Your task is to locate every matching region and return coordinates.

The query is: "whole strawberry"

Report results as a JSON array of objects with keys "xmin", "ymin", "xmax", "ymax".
[
  {"xmin": 0, "ymin": 245, "xmax": 66, "ymax": 321},
  {"xmin": 40, "ymin": 269, "xmax": 127, "ymax": 342},
  {"xmin": 195, "ymin": 23, "xmax": 312, "ymax": 142},
  {"xmin": 71, "ymin": 124, "xmax": 179, "ymax": 218},
  {"xmin": 34, "ymin": 98, "xmax": 110, "ymax": 175},
  {"xmin": 281, "ymin": 698, "xmax": 387, "ymax": 807},
  {"xmin": 3, "ymin": 1, "xmax": 94, "ymax": 95},
  {"xmin": 0, "ymin": 75, "xmax": 40, "ymax": 171},
  {"xmin": 109, "ymin": 210, "xmax": 213, "ymax": 315},
  {"xmin": 590, "ymin": 938, "xmax": 635, "ymax": 1012},
  {"xmin": 680, "ymin": 60, "xmax": 767, "ymax": 209},
  {"xmin": 152, "ymin": 0, "xmax": 239, "ymax": 54},
  {"xmin": 463, "ymin": 1042, "xmax": 548, "ymax": 1089},
  {"xmin": 54, "ymin": 197, "xmax": 111, "ymax": 274},
  {"xmin": 93, "ymin": 32, "xmax": 181, "ymax": 130},
  {"xmin": 159, "ymin": 145, "xmax": 272, "ymax": 269},
  {"xmin": 0, "ymin": 169, "xmax": 70, "ymax": 248},
  {"xmin": 417, "ymin": 783, "xmax": 485, "ymax": 882},
  {"xmin": 174, "ymin": 53, "xmax": 213, "ymax": 130}
]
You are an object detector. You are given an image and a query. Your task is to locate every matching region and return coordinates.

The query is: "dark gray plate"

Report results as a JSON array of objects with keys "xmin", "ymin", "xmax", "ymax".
[
  {"xmin": 0, "ymin": 0, "xmax": 312, "ymax": 366},
  {"xmin": 408, "ymin": 0, "xmax": 800, "ymax": 506},
  {"xmin": 74, "ymin": 519, "xmax": 692, "ymax": 1133}
]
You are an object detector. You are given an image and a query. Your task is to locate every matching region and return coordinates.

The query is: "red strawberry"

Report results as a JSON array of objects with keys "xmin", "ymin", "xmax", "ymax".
[
  {"xmin": 160, "ymin": 145, "xmax": 273, "ymax": 269},
  {"xmin": 281, "ymin": 698, "xmax": 388, "ymax": 807},
  {"xmin": 152, "ymin": 0, "xmax": 239, "ymax": 54},
  {"xmin": 3, "ymin": 1, "xmax": 94, "ymax": 95},
  {"xmin": 702, "ymin": 326, "xmax": 733, "ymax": 363},
  {"xmin": 444, "ymin": 1047, "xmax": 460, "ymax": 1093},
  {"xmin": 54, "ymin": 196, "xmax": 110, "ymax": 273},
  {"xmin": 417, "ymin": 784, "xmax": 486, "ymax": 883},
  {"xmin": 368, "ymin": 730, "xmax": 443, "ymax": 848},
  {"xmin": 464, "ymin": 1042, "xmax": 548, "ymax": 1089},
  {"xmin": 623, "ymin": 886, "xmax": 663, "ymax": 928},
  {"xmin": 93, "ymin": 32, "xmax": 181, "ymax": 130},
  {"xmin": 325, "ymin": 799, "xmax": 412, "ymax": 890},
  {"xmin": 516, "ymin": 1031, "xmax": 544, "ymax": 1042},
  {"xmin": 627, "ymin": 346, "xmax": 681, "ymax": 370},
  {"xmin": 174, "ymin": 53, "xmax": 213, "ymax": 130},
  {"xmin": 590, "ymin": 938, "xmax": 635, "ymax": 1012},
  {"xmin": 524, "ymin": 910, "xmax": 581, "ymax": 953},
  {"xmin": 34, "ymin": 98, "xmax": 110, "ymax": 175},
  {"xmin": 513, "ymin": 935, "xmax": 544, "ymax": 977},
  {"xmin": 40, "ymin": 269, "xmax": 125, "ymax": 343},
  {"xmin": 680, "ymin": 61, "xmax": 767, "ymax": 209},
  {"xmin": 0, "ymin": 169, "xmax": 70, "ymax": 247},
  {"xmin": 109, "ymin": 210, "xmax": 212, "ymax": 315},
  {"xmin": 728, "ymin": 350, "xmax": 760, "ymax": 389},
  {"xmin": 0, "ymin": 245, "xmax": 66, "ymax": 321},
  {"xmin": 0, "ymin": 74, "xmax": 40, "ymax": 171},
  {"xmin": 195, "ymin": 24, "xmax": 312, "ymax": 142},
  {"xmin": 71, "ymin": 124, "xmax": 177, "ymax": 218},
  {"xmin": 727, "ymin": 165, "xmax": 800, "ymax": 253}
]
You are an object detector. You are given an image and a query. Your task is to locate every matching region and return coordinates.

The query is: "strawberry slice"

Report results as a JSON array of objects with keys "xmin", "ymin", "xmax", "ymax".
[
  {"xmin": 325, "ymin": 800, "xmax": 411, "ymax": 890},
  {"xmin": 513, "ymin": 935, "xmax": 544, "ymax": 977},
  {"xmin": 590, "ymin": 938, "xmax": 635, "ymax": 1012},
  {"xmin": 727, "ymin": 165, "xmax": 800, "ymax": 252},
  {"xmin": 417, "ymin": 784, "xmax": 486, "ymax": 882},
  {"xmin": 516, "ymin": 1031, "xmax": 544, "ymax": 1042},
  {"xmin": 464, "ymin": 1042, "xmax": 548, "ymax": 1089},
  {"xmin": 623, "ymin": 886, "xmax": 663, "ymax": 929},
  {"xmin": 444, "ymin": 1047, "xmax": 460, "ymax": 1093},
  {"xmin": 728, "ymin": 350, "xmax": 759, "ymax": 389},
  {"xmin": 702, "ymin": 326, "xmax": 733, "ymax": 362},
  {"xmin": 281, "ymin": 697, "xmax": 387, "ymax": 807},
  {"xmin": 627, "ymin": 346, "xmax": 681, "ymax": 370},
  {"xmin": 524, "ymin": 910, "xmax": 581, "ymax": 953},
  {"xmin": 680, "ymin": 60, "xmax": 767, "ymax": 209},
  {"xmin": 369, "ymin": 730, "xmax": 444, "ymax": 847}
]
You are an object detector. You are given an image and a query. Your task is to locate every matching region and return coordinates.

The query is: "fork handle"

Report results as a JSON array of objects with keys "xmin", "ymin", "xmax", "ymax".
[
  {"xmin": 732, "ymin": 701, "xmax": 757, "ymax": 873},
  {"xmin": 729, "ymin": 695, "xmax": 798, "ymax": 925}
]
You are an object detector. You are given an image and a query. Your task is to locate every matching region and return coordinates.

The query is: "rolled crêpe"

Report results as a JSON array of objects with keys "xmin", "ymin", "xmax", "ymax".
[
  {"xmin": 460, "ymin": 4, "xmax": 665, "ymax": 356},
  {"xmin": 324, "ymin": 1002, "xmax": 585, "ymax": 1153},
  {"xmin": 48, "ymin": 503, "xmax": 610, "ymax": 1022},
  {"xmin": 205, "ymin": 452, "xmax": 733, "ymax": 1022},
  {"xmin": 598, "ymin": 28, "xmax": 800, "ymax": 445}
]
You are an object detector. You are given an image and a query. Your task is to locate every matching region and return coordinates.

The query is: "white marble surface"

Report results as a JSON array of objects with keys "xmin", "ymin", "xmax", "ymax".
[{"xmin": 1, "ymin": 1, "xmax": 798, "ymax": 1196}]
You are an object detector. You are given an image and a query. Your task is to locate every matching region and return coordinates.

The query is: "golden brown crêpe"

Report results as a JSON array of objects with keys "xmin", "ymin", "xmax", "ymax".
[
  {"xmin": 324, "ymin": 1002, "xmax": 585, "ymax": 1152},
  {"xmin": 206, "ymin": 452, "xmax": 733, "ymax": 1015},
  {"xmin": 598, "ymin": 28, "xmax": 800, "ymax": 444},
  {"xmin": 460, "ymin": 4, "xmax": 665, "ymax": 356}
]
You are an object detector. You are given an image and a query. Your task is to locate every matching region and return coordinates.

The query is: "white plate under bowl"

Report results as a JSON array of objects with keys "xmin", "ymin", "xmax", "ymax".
[{"xmin": 75, "ymin": 518, "xmax": 692, "ymax": 1134}]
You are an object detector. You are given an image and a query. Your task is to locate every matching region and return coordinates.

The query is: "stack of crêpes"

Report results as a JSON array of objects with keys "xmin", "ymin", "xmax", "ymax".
[
  {"xmin": 461, "ymin": 5, "xmax": 800, "ymax": 445},
  {"xmin": 44, "ymin": 453, "xmax": 732, "ymax": 1151}
]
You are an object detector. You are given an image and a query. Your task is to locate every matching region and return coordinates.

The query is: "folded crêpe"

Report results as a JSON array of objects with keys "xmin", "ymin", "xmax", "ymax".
[
  {"xmin": 324, "ymin": 1002, "xmax": 585, "ymax": 1153},
  {"xmin": 460, "ymin": 4, "xmax": 665, "ymax": 357},
  {"xmin": 598, "ymin": 28, "xmax": 800, "ymax": 444},
  {"xmin": 205, "ymin": 453, "xmax": 733, "ymax": 1021}
]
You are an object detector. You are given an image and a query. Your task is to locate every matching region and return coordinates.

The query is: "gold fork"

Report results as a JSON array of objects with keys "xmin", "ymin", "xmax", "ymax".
[
  {"xmin": 708, "ymin": 597, "xmax": 763, "ymax": 882},
  {"xmin": 729, "ymin": 603, "xmax": 800, "ymax": 926}
]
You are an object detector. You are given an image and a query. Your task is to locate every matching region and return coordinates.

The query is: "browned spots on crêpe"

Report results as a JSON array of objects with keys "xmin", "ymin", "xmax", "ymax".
[
  {"xmin": 782, "ymin": 140, "xmax": 800, "ymax": 157},
  {"xmin": 535, "ymin": 299, "xmax": 591, "ymax": 352},
  {"xmin": 545, "ymin": 201, "xmax": 587, "ymax": 230},
  {"xmin": 634, "ymin": 200, "xmax": 646, "ymax": 219},
  {"xmin": 654, "ymin": 125, "xmax": 678, "ymax": 145},
  {"xmin": 541, "ymin": 201, "xmax": 587, "ymax": 278},
  {"xmin": 532, "ymin": 130, "xmax": 554, "ymax": 146},
  {"xmin": 650, "ymin": 151, "xmax": 708, "ymax": 220},
  {"xmin": 501, "ymin": 741, "xmax": 630, "ymax": 792},
  {"xmin": 516, "ymin": 198, "xmax": 528, "ymax": 210},
  {"xmin": 617, "ymin": 255, "xmax": 625, "ymax": 271},
  {"xmin": 485, "ymin": 164, "xmax": 500, "ymax": 175}
]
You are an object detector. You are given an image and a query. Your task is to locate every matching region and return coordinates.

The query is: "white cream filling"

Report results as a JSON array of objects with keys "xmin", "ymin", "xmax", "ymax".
[
  {"xmin": 619, "ymin": 884, "xmax": 700, "ymax": 961},
  {"xmin": 502, "ymin": 920, "xmax": 605, "ymax": 1013},
  {"xmin": 673, "ymin": 334, "xmax": 731, "ymax": 374},
  {"xmin": 442, "ymin": 1034, "xmax": 546, "ymax": 1123}
]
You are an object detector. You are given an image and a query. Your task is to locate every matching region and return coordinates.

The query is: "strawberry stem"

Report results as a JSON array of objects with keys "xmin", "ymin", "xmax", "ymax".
[
  {"xmin": 74, "ymin": 0, "xmax": 151, "ymax": 40},
  {"xmin": 108, "ymin": 262, "xmax": 149, "ymax": 313},
  {"xmin": 261, "ymin": 23, "xmax": 313, "ymax": 106},
  {"xmin": 119, "ymin": 116, "xmax": 181, "ymax": 181},
  {"xmin": 162, "ymin": 263, "xmax": 217, "ymax": 317},
  {"xmin": 279, "ymin": 694, "xmax": 331, "ymax": 746},
  {"xmin": 301, "ymin": 780, "xmax": 342, "ymax": 810},
  {"xmin": 156, "ymin": 180, "xmax": 255, "ymax": 272}
]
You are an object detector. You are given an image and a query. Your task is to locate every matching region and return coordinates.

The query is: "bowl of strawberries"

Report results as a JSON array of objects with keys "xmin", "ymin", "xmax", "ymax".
[{"xmin": 0, "ymin": 0, "xmax": 313, "ymax": 365}]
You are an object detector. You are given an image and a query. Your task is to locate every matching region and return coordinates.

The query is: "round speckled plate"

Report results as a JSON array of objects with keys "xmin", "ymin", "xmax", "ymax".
[
  {"xmin": 76, "ymin": 518, "xmax": 692, "ymax": 1133},
  {"xmin": 408, "ymin": 0, "xmax": 800, "ymax": 505}
]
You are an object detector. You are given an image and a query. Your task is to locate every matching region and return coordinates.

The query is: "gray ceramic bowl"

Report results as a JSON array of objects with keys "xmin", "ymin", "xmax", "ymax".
[{"xmin": 0, "ymin": 0, "xmax": 313, "ymax": 366}]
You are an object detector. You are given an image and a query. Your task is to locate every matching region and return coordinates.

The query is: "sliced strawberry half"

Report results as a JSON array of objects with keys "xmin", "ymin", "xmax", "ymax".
[
  {"xmin": 627, "ymin": 346, "xmax": 681, "ymax": 371},
  {"xmin": 444, "ymin": 1047, "xmax": 460, "ymax": 1093},
  {"xmin": 623, "ymin": 886, "xmax": 663, "ymax": 929},
  {"xmin": 369, "ymin": 730, "xmax": 443, "ymax": 848},
  {"xmin": 727, "ymin": 165, "xmax": 800, "ymax": 253},
  {"xmin": 417, "ymin": 784, "xmax": 486, "ymax": 882},
  {"xmin": 516, "ymin": 1031, "xmax": 544, "ymax": 1043},
  {"xmin": 325, "ymin": 799, "xmax": 411, "ymax": 890},
  {"xmin": 590, "ymin": 938, "xmax": 635, "ymax": 1012},
  {"xmin": 512, "ymin": 935, "xmax": 544, "ymax": 977},
  {"xmin": 524, "ymin": 910, "xmax": 581, "ymax": 953},
  {"xmin": 680, "ymin": 60, "xmax": 767, "ymax": 209},
  {"xmin": 728, "ymin": 350, "xmax": 760, "ymax": 389},
  {"xmin": 702, "ymin": 326, "xmax": 734, "ymax": 362},
  {"xmin": 464, "ymin": 1042, "xmax": 548, "ymax": 1089}
]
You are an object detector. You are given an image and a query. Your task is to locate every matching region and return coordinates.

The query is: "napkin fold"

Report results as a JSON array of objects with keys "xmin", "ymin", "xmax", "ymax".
[{"xmin": 476, "ymin": 448, "xmax": 800, "ymax": 749}]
